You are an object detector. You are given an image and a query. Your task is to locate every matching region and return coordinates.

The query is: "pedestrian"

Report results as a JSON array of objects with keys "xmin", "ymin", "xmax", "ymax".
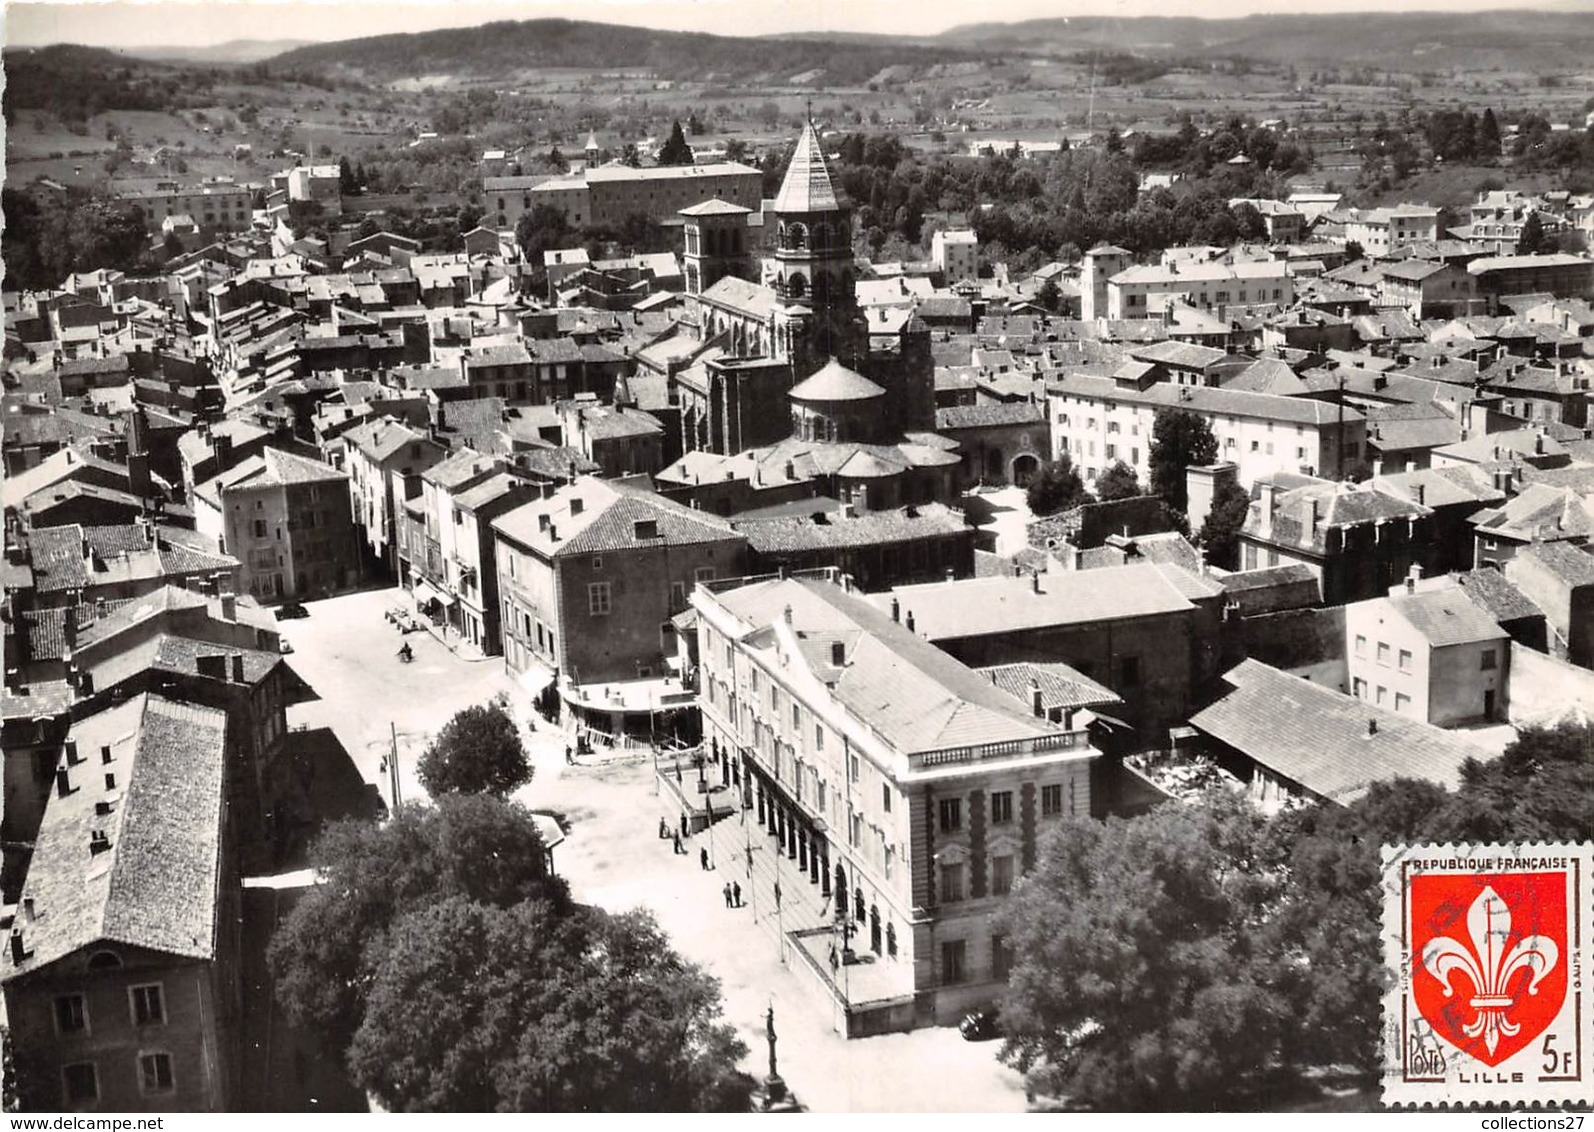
[
  {"xmin": 723, "ymin": 883, "xmax": 733, "ymax": 908},
  {"xmin": 745, "ymin": 846, "xmax": 753, "ymax": 875},
  {"xmin": 774, "ymin": 881, "xmax": 782, "ymax": 910},
  {"xmin": 829, "ymin": 943, "xmax": 839, "ymax": 971},
  {"xmin": 673, "ymin": 832, "xmax": 682, "ymax": 855},
  {"xmin": 680, "ymin": 813, "xmax": 689, "ymax": 839},
  {"xmin": 658, "ymin": 817, "xmax": 668, "ymax": 840},
  {"xmin": 565, "ymin": 744, "xmax": 574, "ymax": 765},
  {"xmin": 733, "ymin": 881, "xmax": 742, "ymax": 908},
  {"xmin": 700, "ymin": 847, "xmax": 710, "ymax": 872}
]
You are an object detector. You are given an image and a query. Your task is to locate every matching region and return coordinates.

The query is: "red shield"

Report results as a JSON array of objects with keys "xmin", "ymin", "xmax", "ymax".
[{"xmin": 1410, "ymin": 871, "xmax": 1568, "ymax": 1068}]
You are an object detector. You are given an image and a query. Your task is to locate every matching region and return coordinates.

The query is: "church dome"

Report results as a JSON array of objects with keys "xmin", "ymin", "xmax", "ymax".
[{"xmin": 789, "ymin": 358, "xmax": 885, "ymax": 403}]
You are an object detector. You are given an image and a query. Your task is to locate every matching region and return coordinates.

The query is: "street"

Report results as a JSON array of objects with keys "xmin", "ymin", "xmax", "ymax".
[{"xmin": 279, "ymin": 585, "xmax": 1029, "ymax": 1113}]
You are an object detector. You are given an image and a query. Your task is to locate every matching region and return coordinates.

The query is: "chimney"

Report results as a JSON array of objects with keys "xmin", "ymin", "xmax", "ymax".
[
  {"xmin": 905, "ymin": 611, "xmax": 916, "ymax": 633},
  {"xmin": 55, "ymin": 767, "xmax": 72, "ymax": 798},
  {"xmin": 1372, "ymin": 457, "xmax": 1384, "ymax": 479},
  {"xmin": 1308, "ymin": 497, "xmax": 1321, "ymax": 536},
  {"xmin": 231, "ymin": 654, "xmax": 245, "ymax": 683},
  {"xmin": 221, "ymin": 592, "xmax": 237, "ymax": 620},
  {"xmin": 1367, "ymin": 719, "xmax": 1378, "ymax": 737},
  {"xmin": 10, "ymin": 930, "xmax": 29, "ymax": 966},
  {"xmin": 1029, "ymin": 677, "xmax": 1044, "ymax": 718},
  {"xmin": 783, "ymin": 604, "xmax": 794, "ymax": 626},
  {"xmin": 1031, "ymin": 571, "xmax": 1042, "ymax": 594},
  {"xmin": 890, "ymin": 596, "xmax": 901, "ymax": 623},
  {"xmin": 945, "ymin": 566, "xmax": 955, "ymax": 582},
  {"xmin": 89, "ymin": 829, "xmax": 111, "ymax": 856},
  {"xmin": 78, "ymin": 672, "xmax": 94, "ymax": 696},
  {"xmin": 21, "ymin": 898, "xmax": 34, "ymax": 923},
  {"xmin": 1259, "ymin": 482, "xmax": 1277, "ymax": 539},
  {"xmin": 1534, "ymin": 432, "xmax": 1545, "ymax": 455},
  {"xmin": 1413, "ymin": 483, "xmax": 1425, "ymax": 506}
]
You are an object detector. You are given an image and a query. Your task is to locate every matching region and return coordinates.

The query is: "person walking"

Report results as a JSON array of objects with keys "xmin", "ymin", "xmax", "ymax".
[
  {"xmin": 658, "ymin": 817, "xmax": 669, "ymax": 840},
  {"xmin": 733, "ymin": 881, "xmax": 742, "ymax": 908},
  {"xmin": 700, "ymin": 847, "xmax": 710, "ymax": 872},
  {"xmin": 565, "ymin": 744, "xmax": 574, "ymax": 766},
  {"xmin": 673, "ymin": 831, "xmax": 682, "ymax": 855},
  {"xmin": 679, "ymin": 812, "xmax": 689, "ymax": 840},
  {"xmin": 723, "ymin": 883, "xmax": 733, "ymax": 908},
  {"xmin": 774, "ymin": 881, "xmax": 782, "ymax": 910}
]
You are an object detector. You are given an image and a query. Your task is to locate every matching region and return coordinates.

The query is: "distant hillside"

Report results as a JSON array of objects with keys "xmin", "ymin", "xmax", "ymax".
[
  {"xmin": 124, "ymin": 39, "xmax": 316, "ymax": 65},
  {"xmin": 1, "ymin": 45, "xmax": 205, "ymax": 122},
  {"xmin": 264, "ymin": 18, "xmax": 991, "ymax": 86},
  {"xmin": 940, "ymin": 10, "xmax": 1594, "ymax": 72}
]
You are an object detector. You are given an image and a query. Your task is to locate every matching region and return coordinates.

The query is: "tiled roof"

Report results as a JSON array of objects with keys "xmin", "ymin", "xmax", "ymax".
[
  {"xmin": 935, "ymin": 402, "xmax": 1045, "ymax": 429},
  {"xmin": 345, "ymin": 418, "xmax": 426, "ymax": 462},
  {"xmin": 709, "ymin": 577, "xmax": 1066, "ymax": 755},
  {"xmin": 1471, "ymin": 484, "xmax": 1594, "ymax": 542},
  {"xmin": 978, "ymin": 661, "xmax": 1123, "ymax": 712},
  {"xmin": 733, "ymin": 503, "xmax": 965, "ymax": 553},
  {"xmin": 1512, "ymin": 540, "xmax": 1594, "ymax": 586},
  {"xmin": 1452, "ymin": 569, "xmax": 1544, "ymax": 624},
  {"xmin": 883, "ymin": 563, "xmax": 1195, "ymax": 640},
  {"xmin": 1190, "ymin": 659, "xmax": 1492, "ymax": 805},
  {"xmin": 1047, "ymin": 372, "xmax": 1362, "ymax": 427},
  {"xmin": 493, "ymin": 478, "xmax": 742, "ymax": 558},
  {"xmin": 699, "ymin": 275, "xmax": 778, "ymax": 321},
  {"xmin": 1383, "ymin": 589, "xmax": 1506, "ymax": 648},
  {"xmin": 4, "ymin": 695, "xmax": 228, "ymax": 980}
]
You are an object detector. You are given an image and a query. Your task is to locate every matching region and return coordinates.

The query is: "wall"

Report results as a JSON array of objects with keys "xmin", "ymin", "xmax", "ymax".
[
  {"xmin": 1507, "ymin": 642, "xmax": 1594, "ymax": 726},
  {"xmin": 1428, "ymin": 638, "xmax": 1507, "ymax": 725}
]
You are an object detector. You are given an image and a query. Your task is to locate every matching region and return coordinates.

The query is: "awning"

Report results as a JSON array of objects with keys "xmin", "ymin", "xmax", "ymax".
[
  {"xmin": 1091, "ymin": 712, "xmax": 1135, "ymax": 731},
  {"xmin": 411, "ymin": 580, "xmax": 441, "ymax": 607}
]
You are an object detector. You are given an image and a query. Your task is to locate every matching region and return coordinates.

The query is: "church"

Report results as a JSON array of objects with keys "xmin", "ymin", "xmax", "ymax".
[{"xmin": 658, "ymin": 122, "xmax": 961, "ymax": 516}]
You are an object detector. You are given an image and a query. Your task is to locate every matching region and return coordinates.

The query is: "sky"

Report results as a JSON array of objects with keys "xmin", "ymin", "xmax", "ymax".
[{"xmin": 6, "ymin": 0, "xmax": 1591, "ymax": 49}]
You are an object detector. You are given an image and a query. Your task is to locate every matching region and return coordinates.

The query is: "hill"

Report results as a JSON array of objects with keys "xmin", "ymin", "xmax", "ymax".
[
  {"xmin": 264, "ymin": 18, "xmax": 991, "ymax": 86},
  {"xmin": 939, "ymin": 10, "xmax": 1594, "ymax": 73},
  {"xmin": 123, "ymin": 39, "xmax": 317, "ymax": 65},
  {"xmin": 0, "ymin": 45, "xmax": 209, "ymax": 124}
]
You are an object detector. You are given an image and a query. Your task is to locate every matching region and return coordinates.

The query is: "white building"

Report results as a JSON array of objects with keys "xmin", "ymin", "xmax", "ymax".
[
  {"xmin": 1048, "ymin": 373, "xmax": 1366, "ymax": 488},
  {"xmin": 1343, "ymin": 205, "xmax": 1440, "ymax": 257},
  {"xmin": 931, "ymin": 229, "xmax": 979, "ymax": 285},
  {"xmin": 1107, "ymin": 259, "xmax": 1294, "ymax": 319}
]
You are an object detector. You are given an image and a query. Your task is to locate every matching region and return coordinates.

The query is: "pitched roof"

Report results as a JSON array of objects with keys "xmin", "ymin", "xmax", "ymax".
[
  {"xmin": 978, "ymin": 661, "xmax": 1123, "ymax": 712},
  {"xmin": 708, "ymin": 577, "xmax": 1068, "ymax": 756},
  {"xmin": 883, "ymin": 563, "xmax": 1195, "ymax": 640},
  {"xmin": 1512, "ymin": 540, "xmax": 1594, "ymax": 586},
  {"xmin": 773, "ymin": 122, "xmax": 844, "ymax": 214},
  {"xmin": 492, "ymin": 478, "xmax": 742, "ymax": 558},
  {"xmin": 1452, "ymin": 569, "xmax": 1545, "ymax": 624},
  {"xmin": 935, "ymin": 402, "xmax": 1046, "ymax": 429},
  {"xmin": 5, "ymin": 695, "xmax": 228, "ymax": 980},
  {"xmin": 733, "ymin": 502, "xmax": 966, "ymax": 552},
  {"xmin": 1190, "ymin": 659, "xmax": 1492, "ymax": 805},
  {"xmin": 788, "ymin": 358, "xmax": 884, "ymax": 402},
  {"xmin": 1382, "ymin": 590, "xmax": 1507, "ymax": 648}
]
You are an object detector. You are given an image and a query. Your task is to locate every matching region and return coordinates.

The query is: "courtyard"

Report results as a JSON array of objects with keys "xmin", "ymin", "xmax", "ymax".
[{"xmin": 276, "ymin": 585, "xmax": 1029, "ymax": 1113}]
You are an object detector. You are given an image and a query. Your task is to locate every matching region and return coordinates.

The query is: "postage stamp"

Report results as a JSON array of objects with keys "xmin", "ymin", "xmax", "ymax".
[{"xmin": 1382, "ymin": 842, "xmax": 1592, "ymax": 1107}]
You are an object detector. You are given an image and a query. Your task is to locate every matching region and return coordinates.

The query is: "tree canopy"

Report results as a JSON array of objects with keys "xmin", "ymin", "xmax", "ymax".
[
  {"xmin": 997, "ymin": 724, "xmax": 1594, "ymax": 1109},
  {"xmin": 1026, "ymin": 454, "xmax": 1090, "ymax": 517},
  {"xmin": 1197, "ymin": 477, "xmax": 1252, "ymax": 570},
  {"xmin": 1148, "ymin": 409, "xmax": 1219, "ymax": 517},
  {"xmin": 1093, "ymin": 461, "xmax": 1142, "ymax": 503},
  {"xmin": 417, "ymin": 700, "xmax": 532, "ymax": 797},
  {"xmin": 656, "ymin": 120, "xmax": 695, "ymax": 167}
]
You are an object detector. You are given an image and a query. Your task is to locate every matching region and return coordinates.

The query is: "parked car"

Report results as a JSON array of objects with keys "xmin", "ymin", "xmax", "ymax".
[
  {"xmin": 959, "ymin": 1008, "xmax": 1002, "ymax": 1042},
  {"xmin": 275, "ymin": 601, "xmax": 309, "ymax": 620}
]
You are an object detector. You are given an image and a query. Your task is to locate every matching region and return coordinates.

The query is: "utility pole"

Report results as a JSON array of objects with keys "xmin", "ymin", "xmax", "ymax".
[{"xmin": 389, "ymin": 721, "xmax": 403, "ymax": 811}]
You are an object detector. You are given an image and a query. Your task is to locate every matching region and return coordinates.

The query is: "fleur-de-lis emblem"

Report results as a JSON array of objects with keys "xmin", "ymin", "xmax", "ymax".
[{"xmin": 1420, "ymin": 885, "xmax": 1560, "ymax": 1056}]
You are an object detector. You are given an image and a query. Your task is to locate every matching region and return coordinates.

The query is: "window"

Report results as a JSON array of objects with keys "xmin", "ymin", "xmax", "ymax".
[
  {"xmin": 694, "ymin": 566, "xmax": 717, "ymax": 584},
  {"xmin": 941, "ymin": 939, "xmax": 967, "ymax": 984},
  {"xmin": 1398, "ymin": 648, "xmax": 1413, "ymax": 673},
  {"xmin": 1041, "ymin": 783, "xmax": 1063, "ymax": 816},
  {"xmin": 993, "ymin": 934, "xmax": 1014, "ymax": 980},
  {"xmin": 1352, "ymin": 677, "xmax": 1367, "ymax": 699},
  {"xmin": 814, "ymin": 725, "xmax": 825, "ymax": 752},
  {"xmin": 1376, "ymin": 685, "xmax": 1387, "ymax": 706},
  {"xmin": 63, "ymin": 1062, "xmax": 98, "ymax": 1106},
  {"xmin": 139, "ymin": 1052, "xmax": 174, "ymax": 1094},
  {"xmin": 1395, "ymin": 692, "xmax": 1411, "ymax": 712},
  {"xmin": 940, "ymin": 862, "xmax": 965, "ymax": 903},
  {"xmin": 881, "ymin": 783, "xmax": 892, "ymax": 813},
  {"xmin": 1119, "ymin": 656, "xmax": 1140, "ymax": 686},
  {"xmin": 587, "ymin": 582, "xmax": 612, "ymax": 616},
  {"xmin": 130, "ymin": 984, "xmax": 164, "ymax": 1026},
  {"xmin": 670, "ymin": 581, "xmax": 686, "ymax": 609},
  {"xmin": 1481, "ymin": 649, "xmax": 1497, "ymax": 671},
  {"xmin": 1354, "ymin": 634, "xmax": 1368, "ymax": 659},
  {"xmin": 55, "ymin": 995, "xmax": 88, "ymax": 1035},
  {"xmin": 252, "ymin": 518, "xmax": 268, "ymax": 538},
  {"xmin": 991, "ymin": 791, "xmax": 1013, "ymax": 825},
  {"xmin": 591, "ymin": 555, "xmax": 603, "ymax": 571},
  {"xmin": 938, "ymin": 797, "xmax": 962, "ymax": 832},
  {"xmin": 993, "ymin": 854, "xmax": 1015, "ymax": 896},
  {"xmin": 1377, "ymin": 642, "xmax": 1391, "ymax": 667},
  {"xmin": 849, "ymin": 751, "xmax": 861, "ymax": 784}
]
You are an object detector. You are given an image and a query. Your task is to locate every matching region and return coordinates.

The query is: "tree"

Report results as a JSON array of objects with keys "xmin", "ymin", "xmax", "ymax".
[
  {"xmin": 1197, "ymin": 477, "xmax": 1251, "ymax": 570},
  {"xmin": 621, "ymin": 143, "xmax": 642, "ymax": 168},
  {"xmin": 1343, "ymin": 239, "xmax": 1365, "ymax": 261},
  {"xmin": 417, "ymin": 700, "xmax": 531, "ymax": 797},
  {"xmin": 1093, "ymin": 461, "xmax": 1141, "ymax": 502},
  {"xmin": 997, "ymin": 795, "xmax": 1288, "ymax": 1109},
  {"xmin": 1148, "ymin": 409, "xmax": 1219, "ymax": 518},
  {"xmin": 1478, "ymin": 108, "xmax": 1502, "ymax": 159},
  {"xmin": 1516, "ymin": 212, "xmax": 1548, "ymax": 256},
  {"xmin": 347, "ymin": 899, "xmax": 752, "ymax": 1112},
  {"xmin": 339, "ymin": 155, "xmax": 358, "ymax": 194},
  {"xmin": 266, "ymin": 794, "xmax": 568, "ymax": 1049},
  {"xmin": 687, "ymin": 110, "xmax": 705, "ymax": 136},
  {"xmin": 723, "ymin": 138, "xmax": 748, "ymax": 163},
  {"xmin": 1035, "ymin": 277, "xmax": 1063, "ymax": 313},
  {"xmin": 547, "ymin": 146, "xmax": 568, "ymax": 174},
  {"xmin": 657, "ymin": 119, "xmax": 695, "ymax": 167},
  {"xmin": 1025, "ymin": 453, "xmax": 1090, "ymax": 517}
]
